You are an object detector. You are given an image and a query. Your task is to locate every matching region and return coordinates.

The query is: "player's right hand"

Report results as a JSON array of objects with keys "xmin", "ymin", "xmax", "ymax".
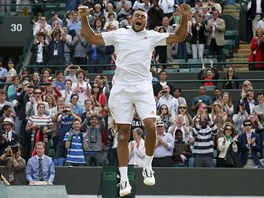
[{"xmin": 78, "ymin": 6, "xmax": 91, "ymax": 17}]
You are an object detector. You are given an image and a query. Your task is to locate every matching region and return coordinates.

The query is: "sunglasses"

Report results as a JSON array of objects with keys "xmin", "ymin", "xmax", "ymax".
[
  {"xmin": 244, "ymin": 124, "xmax": 252, "ymax": 127},
  {"xmin": 225, "ymin": 128, "xmax": 232, "ymax": 130},
  {"xmin": 34, "ymin": 92, "xmax": 41, "ymax": 94},
  {"xmin": 161, "ymin": 108, "xmax": 168, "ymax": 110},
  {"xmin": 93, "ymin": 86, "xmax": 99, "ymax": 88},
  {"xmin": 213, "ymin": 104, "xmax": 220, "ymax": 106},
  {"xmin": 179, "ymin": 106, "xmax": 186, "ymax": 109}
]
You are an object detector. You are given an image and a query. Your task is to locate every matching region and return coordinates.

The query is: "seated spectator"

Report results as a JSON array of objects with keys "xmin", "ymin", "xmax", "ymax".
[
  {"xmin": 173, "ymin": 88, "xmax": 187, "ymax": 106},
  {"xmin": 31, "ymin": 72, "xmax": 41, "ymax": 89},
  {"xmin": 222, "ymin": 67, "xmax": 239, "ymax": 89},
  {"xmin": 41, "ymin": 68, "xmax": 52, "ymax": 84},
  {"xmin": 157, "ymin": 104, "xmax": 174, "ymax": 133},
  {"xmin": 42, "ymin": 83, "xmax": 62, "ymax": 100},
  {"xmin": 212, "ymin": 87, "xmax": 222, "ymax": 101},
  {"xmin": 237, "ymin": 119, "xmax": 263, "ymax": 168},
  {"xmin": 221, "ymin": 92, "xmax": 234, "ymax": 117},
  {"xmin": 197, "ymin": 63, "xmax": 219, "ymax": 90},
  {"xmin": 0, "ymin": 105, "xmax": 16, "ymax": 127},
  {"xmin": 0, "ymin": 57, "xmax": 8, "ymax": 84},
  {"xmin": 153, "ymin": 121, "xmax": 174, "ymax": 167},
  {"xmin": 192, "ymin": 116, "xmax": 217, "ymax": 167},
  {"xmin": 26, "ymin": 141, "xmax": 55, "ymax": 185},
  {"xmin": 92, "ymin": 3, "xmax": 104, "ymax": 18},
  {"xmin": 91, "ymin": 83, "xmax": 107, "ymax": 116},
  {"xmin": 0, "ymin": 143, "xmax": 27, "ymax": 185},
  {"xmin": 157, "ymin": 85, "xmax": 179, "ymax": 117},
  {"xmin": 104, "ymin": 3, "xmax": 117, "ymax": 22},
  {"xmin": 153, "ymin": 70, "xmax": 173, "ymax": 97},
  {"xmin": 253, "ymin": 92, "xmax": 264, "ymax": 125},
  {"xmin": 0, "ymin": 118, "xmax": 21, "ymax": 156},
  {"xmin": 53, "ymin": 71, "xmax": 65, "ymax": 91},
  {"xmin": 172, "ymin": 129, "xmax": 192, "ymax": 167},
  {"xmin": 64, "ymin": 119, "xmax": 89, "ymax": 166},
  {"xmin": 103, "ymin": 13, "xmax": 119, "ymax": 31},
  {"xmin": 232, "ymin": 104, "xmax": 248, "ymax": 134},
  {"xmin": 176, "ymin": 104, "xmax": 193, "ymax": 127},
  {"xmin": 248, "ymin": 28, "xmax": 264, "ymax": 70},
  {"xmin": 240, "ymin": 80, "xmax": 253, "ymax": 100},
  {"xmin": 81, "ymin": 114, "xmax": 106, "ymax": 166},
  {"xmin": 240, "ymin": 90, "xmax": 258, "ymax": 115},
  {"xmin": 116, "ymin": 0, "xmax": 132, "ymax": 22},
  {"xmin": 128, "ymin": 128, "xmax": 145, "ymax": 167},
  {"xmin": 217, "ymin": 124, "xmax": 239, "ymax": 167},
  {"xmin": 70, "ymin": 94, "xmax": 83, "ymax": 116}
]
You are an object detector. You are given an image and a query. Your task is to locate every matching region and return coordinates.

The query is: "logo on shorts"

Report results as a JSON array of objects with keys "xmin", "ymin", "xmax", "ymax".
[{"xmin": 150, "ymin": 110, "xmax": 155, "ymax": 115}]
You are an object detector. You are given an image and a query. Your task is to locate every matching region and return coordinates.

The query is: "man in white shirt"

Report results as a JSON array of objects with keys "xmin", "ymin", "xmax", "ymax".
[{"xmin": 79, "ymin": 4, "xmax": 190, "ymax": 197}]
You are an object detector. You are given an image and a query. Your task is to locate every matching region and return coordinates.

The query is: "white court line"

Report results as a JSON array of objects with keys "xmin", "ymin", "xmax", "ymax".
[{"xmin": 68, "ymin": 195, "xmax": 262, "ymax": 198}]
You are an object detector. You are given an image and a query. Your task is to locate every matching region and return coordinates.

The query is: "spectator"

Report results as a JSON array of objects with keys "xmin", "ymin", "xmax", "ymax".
[
  {"xmin": 153, "ymin": 70, "xmax": 173, "ymax": 97},
  {"xmin": 130, "ymin": 110, "xmax": 144, "ymax": 141},
  {"xmin": 128, "ymin": 128, "xmax": 145, "ymax": 167},
  {"xmin": 87, "ymin": 43, "xmax": 106, "ymax": 73},
  {"xmin": 26, "ymin": 141, "xmax": 55, "ymax": 185},
  {"xmin": 6, "ymin": 58, "xmax": 17, "ymax": 84},
  {"xmin": 157, "ymin": 85, "xmax": 179, "ymax": 117},
  {"xmin": 212, "ymin": 87, "xmax": 222, "ymax": 102},
  {"xmin": 0, "ymin": 118, "xmax": 21, "ymax": 156},
  {"xmin": 240, "ymin": 90, "xmax": 258, "ymax": 115},
  {"xmin": 72, "ymin": 30, "xmax": 88, "ymax": 65},
  {"xmin": 248, "ymin": 28, "xmax": 264, "ymax": 70},
  {"xmin": 97, "ymin": 75, "xmax": 110, "ymax": 96},
  {"xmin": 192, "ymin": 116, "xmax": 217, "ymax": 167},
  {"xmin": 0, "ymin": 57, "xmax": 8, "ymax": 84},
  {"xmin": 51, "ymin": 12, "xmax": 63, "ymax": 27},
  {"xmin": 190, "ymin": 12, "xmax": 207, "ymax": 59},
  {"xmin": 67, "ymin": 11, "xmax": 82, "ymax": 36},
  {"xmin": 172, "ymin": 129, "xmax": 192, "ymax": 167},
  {"xmin": 157, "ymin": 104, "xmax": 174, "ymax": 133},
  {"xmin": 176, "ymin": 104, "xmax": 193, "ymax": 127},
  {"xmin": 104, "ymin": 13, "xmax": 119, "ymax": 31},
  {"xmin": 7, "ymin": 76, "xmax": 21, "ymax": 102},
  {"xmin": 91, "ymin": 83, "xmax": 107, "ymax": 115},
  {"xmin": 205, "ymin": 9, "xmax": 225, "ymax": 61},
  {"xmin": 54, "ymin": 102, "xmax": 81, "ymax": 160},
  {"xmin": 173, "ymin": 88, "xmax": 187, "ymax": 106},
  {"xmin": 33, "ymin": 16, "xmax": 52, "ymax": 40},
  {"xmin": 158, "ymin": 0, "xmax": 174, "ymax": 18},
  {"xmin": 40, "ymin": 68, "xmax": 52, "ymax": 84},
  {"xmin": 53, "ymin": 71, "xmax": 65, "ymax": 91},
  {"xmin": 241, "ymin": 80, "xmax": 253, "ymax": 100},
  {"xmin": 107, "ymin": 118, "xmax": 118, "ymax": 164},
  {"xmin": 116, "ymin": 0, "xmax": 132, "ymax": 22},
  {"xmin": 132, "ymin": 0, "xmax": 151, "ymax": 13},
  {"xmin": 104, "ymin": 3, "xmax": 117, "ymax": 21},
  {"xmin": 217, "ymin": 124, "xmax": 239, "ymax": 167},
  {"xmin": 61, "ymin": 79, "xmax": 73, "ymax": 103},
  {"xmin": 237, "ymin": 119, "xmax": 263, "ymax": 168},
  {"xmin": 64, "ymin": 64, "xmax": 81, "ymax": 83},
  {"xmin": 222, "ymin": 67, "xmax": 240, "ymax": 89},
  {"xmin": 253, "ymin": 92, "xmax": 264, "ymax": 125},
  {"xmin": 31, "ymin": 72, "xmax": 41, "ymax": 89},
  {"xmin": 147, "ymin": 0, "xmax": 164, "ymax": 30},
  {"xmin": 70, "ymin": 94, "xmax": 83, "ymax": 116},
  {"xmin": 162, "ymin": 16, "xmax": 174, "ymax": 63},
  {"xmin": 25, "ymin": 103, "xmax": 53, "ymax": 156},
  {"xmin": 72, "ymin": 70, "xmax": 91, "ymax": 107},
  {"xmin": 42, "ymin": 83, "xmax": 62, "ymax": 100},
  {"xmin": 0, "ymin": 143, "xmax": 27, "ymax": 185},
  {"xmin": 208, "ymin": 0, "xmax": 222, "ymax": 15},
  {"xmin": 221, "ymin": 92, "xmax": 234, "ymax": 117},
  {"xmin": 210, "ymin": 100, "xmax": 228, "ymax": 135},
  {"xmin": 0, "ymin": 89, "xmax": 14, "ymax": 112},
  {"xmin": 81, "ymin": 114, "xmax": 106, "ymax": 166},
  {"xmin": 48, "ymin": 31, "xmax": 65, "ymax": 66},
  {"xmin": 191, "ymin": 86, "xmax": 213, "ymax": 113},
  {"xmin": 64, "ymin": 119, "xmax": 89, "ymax": 166},
  {"xmin": 61, "ymin": 26, "xmax": 73, "ymax": 66},
  {"xmin": 197, "ymin": 63, "xmax": 219, "ymax": 89},
  {"xmin": 257, "ymin": 16, "xmax": 264, "ymax": 29},
  {"xmin": 155, "ymin": 27, "xmax": 168, "ymax": 65},
  {"xmin": 153, "ymin": 121, "xmax": 174, "ymax": 167},
  {"xmin": 0, "ymin": 105, "xmax": 16, "ymax": 128}
]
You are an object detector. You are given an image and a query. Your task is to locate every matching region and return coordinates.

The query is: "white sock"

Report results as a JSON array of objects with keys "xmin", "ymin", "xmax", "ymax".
[
  {"xmin": 119, "ymin": 166, "xmax": 129, "ymax": 182},
  {"xmin": 144, "ymin": 155, "xmax": 154, "ymax": 170}
]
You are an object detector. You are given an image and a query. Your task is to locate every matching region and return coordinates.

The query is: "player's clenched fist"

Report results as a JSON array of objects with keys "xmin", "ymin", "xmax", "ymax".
[{"xmin": 78, "ymin": 6, "xmax": 91, "ymax": 17}]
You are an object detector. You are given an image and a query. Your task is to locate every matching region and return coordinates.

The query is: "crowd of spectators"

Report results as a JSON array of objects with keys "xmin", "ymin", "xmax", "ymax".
[{"xmin": 0, "ymin": 0, "xmax": 264, "ymax": 186}]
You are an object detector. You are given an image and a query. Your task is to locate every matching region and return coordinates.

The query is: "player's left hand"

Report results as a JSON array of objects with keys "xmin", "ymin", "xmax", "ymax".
[{"xmin": 176, "ymin": 4, "xmax": 190, "ymax": 17}]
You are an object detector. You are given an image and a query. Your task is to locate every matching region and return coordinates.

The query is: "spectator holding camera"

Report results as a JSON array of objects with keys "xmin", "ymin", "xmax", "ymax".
[
  {"xmin": 0, "ymin": 143, "xmax": 27, "ymax": 185},
  {"xmin": 192, "ymin": 115, "xmax": 217, "ymax": 167},
  {"xmin": 64, "ymin": 64, "xmax": 81, "ymax": 83},
  {"xmin": 0, "ymin": 118, "xmax": 21, "ymax": 156},
  {"xmin": 54, "ymin": 102, "xmax": 82, "ymax": 161}
]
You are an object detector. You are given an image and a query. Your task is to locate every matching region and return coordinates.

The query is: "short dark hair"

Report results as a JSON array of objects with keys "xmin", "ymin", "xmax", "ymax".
[
  {"xmin": 56, "ymin": 70, "xmax": 64, "ymax": 76},
  {"xmin": 64, "ymin": 79, "xmax": 72, "ymax": 85},
  {"xmin": 243, "ymin": 119, "xmax": 253, "ymax": 126},
  {"xmin": 174, "ymin": 88, "xmax": 181, "ymax": 93}
]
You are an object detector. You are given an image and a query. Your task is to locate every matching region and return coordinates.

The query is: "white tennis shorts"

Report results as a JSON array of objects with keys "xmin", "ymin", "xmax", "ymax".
[{"xmin": 109, "ymin": 83, "xmax": 156, "ymax": 124}]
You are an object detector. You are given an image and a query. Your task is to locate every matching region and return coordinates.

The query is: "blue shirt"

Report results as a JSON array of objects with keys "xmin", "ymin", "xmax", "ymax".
[
  {"xmin": 192, "ymin": 95, "xmax": 212, "ymax": 106},
  {"xmin": 72, "ymin": 104, "xmax": 83, "ymax": 116},
  {"xmin": 26, "ymin": 155, "xmax": 55, "ymax": 183},
  {"xmin": 64, "ymin": 131, "xmax": 88, "ymax": 164},
  {"xmin": 54, "ymin": 81, "xmax": 65, "ymax": 90},
  {"xmin": 0, "ymin": 67, "xmax": 8, "ymax": 83},
  {"xmin": 60, "ymin": 114, "xmax": 74, "ymax": 140}
]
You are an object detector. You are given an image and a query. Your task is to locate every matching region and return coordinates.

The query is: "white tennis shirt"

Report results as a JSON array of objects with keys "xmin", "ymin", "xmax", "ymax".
[{"xmin": 102, "ymin": 28, "xmax": 169, "ymax": 85}]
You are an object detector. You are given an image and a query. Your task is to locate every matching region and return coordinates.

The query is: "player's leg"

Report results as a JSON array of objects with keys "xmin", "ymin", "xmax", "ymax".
[{"xmin": 117, "ymin": 123, "xmax": 132, "ymax": 197}]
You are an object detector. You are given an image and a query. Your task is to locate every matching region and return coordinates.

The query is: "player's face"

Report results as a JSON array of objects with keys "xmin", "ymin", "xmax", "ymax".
[{"xmin": 132, "ymin": 10, "xmax": 147, "ymax": 32}]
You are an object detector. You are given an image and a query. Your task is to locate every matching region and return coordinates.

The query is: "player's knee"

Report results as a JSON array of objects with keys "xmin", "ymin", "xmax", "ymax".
[{"xmin": 117, "ymin": 131, "xmax": 129, "ymax": 142}]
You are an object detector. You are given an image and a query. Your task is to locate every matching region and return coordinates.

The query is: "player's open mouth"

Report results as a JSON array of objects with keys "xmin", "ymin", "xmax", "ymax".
[{"xmin": 136, "ymin": 22, "xmax": 142, "ymax": 26}]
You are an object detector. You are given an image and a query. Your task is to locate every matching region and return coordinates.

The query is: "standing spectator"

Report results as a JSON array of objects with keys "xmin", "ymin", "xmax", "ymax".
[
  {"xmin": 173, "ymin": 88, "xmax": 187, "ymax": 106},
  {"xmin": 222, "ymin": 67, "xmax": 240, "ymax": 89},
  {"xmin": 7, "ymin": 76, "xmax": 21, "ymax": 102},
  {"xmin": 81, "ymin": 114, "xmax": 106, "ymax": 166},
  {"xmin": 6, "ymin": 58, "xmax": 17, "ymax": 84},
  {"xmin": 190, "ymin": 12, "xmax": 207, "ymax": 59},
  {"xmin": 67, "ymin": 11, "xmax": 82, "ymax": 36},
  {"xmin": 162, "ymin": 16, "xmax": 174, "ymax": 63},
  {"xmin": 253, "ymin": 92, "xmax": 264, "ymax": 125},
  {"xmin": 217, "ymin": 124, "xmax": 239, "ymax": 167},
  {"xmin": 221, "ymin": 92, "xmax": 235, "ymax": 117},
  {"xmin": 205, "ymin": 10, "xmax": 225, "ymax": 60},
  {"xmin": 64, "ymin": 119, "xmax": 89, "ymax": 166},
  {"xmin": 133, "ymin": 0, "xmax": 151, "ymax": 13},
  {"xmin": 197, "ymin": 62, "xmax": 219, "ymax": 90},
  {"xmin": 26, "ymin": 141, "xmax": 55, "ymax": 185},
  {"xmin": 0, "ymin": 57, "xmax": 7, "ymax": 84},
  {"xmin": 128, "ymin": 128, "xmax": 146, "ymax": 167},
  {"xmin": 192, "ymin": 117, "xmax": 217, "ymax": 167},
  {"xmin": 0, "ymin": 143, "xmax": 27, "ymax": 185},
  {"xmin": 172, "ymin": 129, "xmax": 192, "ymax": 167},
  {"xmin": 157, "ymin": 104, "xmax": 174, "ymax": 133},
  {"xmin": 61, "ymin": 79, "xmax": 73, "ymax": 103},
  {"xmin": 248, "ymin": 28, "xmax": 264, "ymax": 70},
  {"xmin": 62, "ymin": 26, "xmax": 73, "ymax": 66},
  {"xmin": 72, "ymin": 30, "xmax": 88, "ymax": 65},
  {"xmin": 48, "ymin": 32, "xmax": 65, "ymax": 66},
  {"xmin": 147, "ymin": 0, "xmax": 164, "ymax": 30},
  {"xmin": 237, "ymin": 119, "xmax": 263, "ymax": 168},
  {"xmin": 116, "ymin": 0, "xmax": 132, "ymax": 22},
  {"xmin": 158, "ymin": 0, "xmax": 174, "ymax": 18},
  {"xmin": 155, "ymin": 27, "xmax": 168, "ymax": 65},
  {"xmin": 247, "ymin": 0, "xmax": 264, "ymax": 40},
  {"xmin": 0, "ymin": 118, "xmax": 21, "ymax": 156},
  {"xmin": 107, "ymin": 118, "xmax": 118, "ymax": 164},
  {"xmin": 33, "ymin": 16, "xmax": 52, "ymax": 39},
  {"xmin": 153, "ymin": 121, "xmax": 174, "ymax": 167}
]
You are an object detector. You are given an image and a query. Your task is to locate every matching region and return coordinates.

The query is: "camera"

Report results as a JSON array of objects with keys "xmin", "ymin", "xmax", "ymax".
[
  {"xmin": 161, "ymin": 90, "xmax": 167, "ymax": 94},
  {"xmin": 70, "ymin": 65, "xmax": 78, "ymax": 69},
  {"xmin": 11, "ymin": 145, "xmax": 18, "ymax": 153},
  {"xmin": 4, "ymin": 147, "xmax": 12, "ymax": 157},
  {"xmin": 63, "ymin": 109, "xmax": 68, "ymax": 113}
]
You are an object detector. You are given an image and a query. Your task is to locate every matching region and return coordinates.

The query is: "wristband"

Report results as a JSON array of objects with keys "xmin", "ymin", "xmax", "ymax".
[{"xmin": 68, "ymin": 136, "xmax": 72, "ymax": 141}]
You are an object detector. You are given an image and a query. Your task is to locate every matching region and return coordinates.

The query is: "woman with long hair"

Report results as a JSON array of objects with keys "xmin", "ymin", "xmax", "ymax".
[
  {"xmin": 241, "ymin": 80, "xmax": 253, "ymax": 99},
  {"xmin": 91, "ymin": 83, "xmax": 107, "ymax": 116},
  {"xmin": 210, "ymin": 100, "xmax": 228, "ymax": 134},
  {"xmin": 222, "ymin": 67, "xmax": 239, "ymax": 89},
  {"xmin": 157, "ymin": 104, "xmax": 174, "ymax": 132},
  {"xmin": 176, "ymin": 104, "xmax": 193, "ymax": 128},
  {"xmin": 221, "ymin": 92, "xmax": 234, "ymax": 117}
]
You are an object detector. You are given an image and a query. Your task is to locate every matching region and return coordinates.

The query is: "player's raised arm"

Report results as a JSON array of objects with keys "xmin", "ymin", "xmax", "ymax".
[
  {"xmin": 78, "ymin": 6, "xmax": 105, "ymax": 45},
  {"xmin": 166, "ymin": 4, "xmax": 190, "ymax": 45}
]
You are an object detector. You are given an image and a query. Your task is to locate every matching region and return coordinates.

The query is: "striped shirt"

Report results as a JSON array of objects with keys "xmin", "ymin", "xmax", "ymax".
[
  {"xmin": 192, "ymin": 122, "xmax": 217, "ymax": 157},
  {"xmin": 64, "ymin": 131, "xmax": 87, "ymax": 164},
  {"xmin": 27, "ymin": 115, "xmax": 52, "ymax": 142}
]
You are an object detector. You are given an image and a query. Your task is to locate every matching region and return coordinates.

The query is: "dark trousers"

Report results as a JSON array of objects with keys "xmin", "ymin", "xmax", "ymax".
[
  {"xmin": 209, "ymin": 39, "xmax": 223, "ymax": 60},
  {"xmin": 152, "ymin": 156, "xmax": 173, "ymax": 167},
  {"xmin": 193, "ymin": 156, "xmax": 214, "ymax": 167}
]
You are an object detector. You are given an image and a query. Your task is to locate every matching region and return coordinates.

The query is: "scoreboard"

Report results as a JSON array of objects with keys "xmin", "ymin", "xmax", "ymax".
[{"xmin": 0, "ymin": 16, "xmax": 33, "ymax": 47}]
